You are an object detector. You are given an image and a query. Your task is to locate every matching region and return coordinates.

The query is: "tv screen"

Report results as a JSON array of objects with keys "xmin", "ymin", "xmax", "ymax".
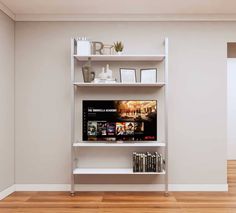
[{"xmin": 83, "ymin": 100, "xmax": 157, "ymax": 141}]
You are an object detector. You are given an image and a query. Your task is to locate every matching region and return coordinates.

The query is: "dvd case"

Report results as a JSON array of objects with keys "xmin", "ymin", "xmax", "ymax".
[{"xmin": 132, "ymin": 152, "xmax": 164, "ymax": 173}]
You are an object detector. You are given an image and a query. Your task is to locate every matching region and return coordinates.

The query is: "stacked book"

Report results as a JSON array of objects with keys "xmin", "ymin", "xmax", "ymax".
[{"xmin": 133, "ymin": 152, "xmax": 165, "ymax": 173}]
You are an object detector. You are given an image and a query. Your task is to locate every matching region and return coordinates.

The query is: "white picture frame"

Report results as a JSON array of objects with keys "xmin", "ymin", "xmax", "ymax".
[
  {"xmin": 140, "ymin": 68, "xmax": 157, "ymax": 83},
  {"xmin": 120, "ymin": 68, "xmax": 136, "ymax": 83}
]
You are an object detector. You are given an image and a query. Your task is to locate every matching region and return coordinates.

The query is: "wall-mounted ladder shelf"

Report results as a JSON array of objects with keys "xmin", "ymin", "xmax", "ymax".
[{"xmin": 70, "ymin": 38, "xmax": 169, "ymax": 196}]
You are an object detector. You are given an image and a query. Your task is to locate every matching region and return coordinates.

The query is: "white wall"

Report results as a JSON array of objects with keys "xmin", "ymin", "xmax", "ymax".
[
  {"xmin": 227, "ymin": 58, "xmax": 236, "ymax": 159},
  {"xmin": 15, "ymin": 21, "xmax": 229, "ymax": 186},
  {"xmin": 0, "ymin": 10, "xmax": 15, "ymax": 192}
]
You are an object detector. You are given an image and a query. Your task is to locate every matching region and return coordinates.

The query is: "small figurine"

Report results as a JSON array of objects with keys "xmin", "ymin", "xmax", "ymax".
[
  {"xmin": 98, "ymin": 64, "xmax": 113, "ymax": 79},
  {"xmin": 98, "ymin": 67, "xmax": 106, "ymax": 79},
  {"xmin": 105, "ymin": 64, "xmax": 113, "ymax": 79}
]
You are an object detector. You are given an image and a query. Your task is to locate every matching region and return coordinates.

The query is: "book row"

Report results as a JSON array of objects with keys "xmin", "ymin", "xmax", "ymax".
[{"xmin": 133, "ymin": 152, "xmax": 165, "ymax": 173}]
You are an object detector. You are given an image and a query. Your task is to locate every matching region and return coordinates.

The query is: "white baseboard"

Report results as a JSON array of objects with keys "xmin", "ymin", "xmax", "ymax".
[
  {"xmin": 0, "ymin": 185, "xmax": 15, "ymax": 200},
  {"xmin": 169, "ymin": 184, "xmax": 228, "ymax": 191},
  {"xmin": 0, "ymin": 183, "xmax": 228, "ymax": 200},
  {"xmin": 14, "ymin": 184, "xmax": 228, "ymax": 192},
  {"xmin": 15, "ymin": 184, "xmax": 70, "ymax": 191}
]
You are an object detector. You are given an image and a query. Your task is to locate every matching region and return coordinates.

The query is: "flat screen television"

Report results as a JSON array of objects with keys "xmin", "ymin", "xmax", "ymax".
[{"xmin": 83, "ymin": 100, "xmax": 157, "ymax": 141}]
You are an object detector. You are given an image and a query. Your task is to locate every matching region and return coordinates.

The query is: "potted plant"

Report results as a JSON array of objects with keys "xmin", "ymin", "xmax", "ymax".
[{"xmin": 113, "ymin": 41, "xmax": 124, "ymax": 55}]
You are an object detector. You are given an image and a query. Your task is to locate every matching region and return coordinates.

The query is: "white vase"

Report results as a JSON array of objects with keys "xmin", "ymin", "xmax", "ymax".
[{"xmin": 116, "ymin": 51, "xmax": 123, "ymax": 55}]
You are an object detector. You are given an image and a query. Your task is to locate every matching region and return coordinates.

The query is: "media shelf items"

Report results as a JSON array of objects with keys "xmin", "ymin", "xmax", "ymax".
[
  {"xmin": 133, "ymin": 152, "xmax": 165, "ymax": 173},
  {"xmin": 70, "ymin": 38, "xmax": 169, "ymax": 196}
]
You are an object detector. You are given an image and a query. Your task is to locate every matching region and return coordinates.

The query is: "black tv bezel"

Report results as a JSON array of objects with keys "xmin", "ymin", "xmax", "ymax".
[{"xmin": 82, "ymin": 100, "xmax": 157, "ymax": 142}]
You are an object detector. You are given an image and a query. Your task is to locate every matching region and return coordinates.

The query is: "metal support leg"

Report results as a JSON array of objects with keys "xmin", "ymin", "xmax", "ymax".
[
  {"xmin": 71, "ymin": 146, "xmax": 77, "ymax": 196},
  {"xmin": 71, "ymin": 173, "xmax": 75, "ymax": 196}
]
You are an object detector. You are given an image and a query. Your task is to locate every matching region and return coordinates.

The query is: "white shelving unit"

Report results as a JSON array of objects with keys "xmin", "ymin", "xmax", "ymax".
[
  {"xmin": 73, "ymin": 168, "xmax": 166, "ymax": 175},
  {"xmin": 73, "ymin": 82, "xmax": 165, "ymax": 87},
  {"xmin": 73, "ymin": 142, "xmax": 166, "ymax": 147},
  {"xmin": 70, "ymin": 38, "xmax": 169, "ymax": 196},
  {"xmin": 74, "ymin": 54, "xmax": 165, "ymax": 62}
]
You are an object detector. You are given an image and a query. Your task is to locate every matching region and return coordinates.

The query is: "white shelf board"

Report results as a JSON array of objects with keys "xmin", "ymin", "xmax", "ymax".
[
  {"xmin": 74, "ymin": 55, "xmax": 165, "ymax": 62},
  {"xmin": 73, "ymin": 168, "xmax": 165, "ymax": 175},
  {"xmin": 73, "ymin": 142, "xmax": 165, "ymax": 147},
  {"xmin": 73, "ymin": 82, "xmax": 165, "ymax": 87}
]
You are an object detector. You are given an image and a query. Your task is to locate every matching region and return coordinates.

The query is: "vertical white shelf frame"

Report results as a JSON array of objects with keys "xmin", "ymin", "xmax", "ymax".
[
  {"xmin": 70, "ymin": 38, "xmax": 169, "ymax": 196},
  {"xmin": 164, "ymin": 38, "xmax": 169, "ymax": 196},
  {"xmin": 71, "ymin": 39, "xmax": 76, "ymax": 195}
]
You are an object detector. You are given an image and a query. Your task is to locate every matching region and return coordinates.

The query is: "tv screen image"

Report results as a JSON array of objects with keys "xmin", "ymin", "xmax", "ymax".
[{"xmin": 83, "ymin": 100, "xmax": 157, "ymax": 141}]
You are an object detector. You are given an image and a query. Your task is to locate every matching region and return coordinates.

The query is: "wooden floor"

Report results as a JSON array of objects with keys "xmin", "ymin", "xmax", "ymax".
[{"xmin": 0, "ymin": 161, "xmax": 236, "ymax": 213}]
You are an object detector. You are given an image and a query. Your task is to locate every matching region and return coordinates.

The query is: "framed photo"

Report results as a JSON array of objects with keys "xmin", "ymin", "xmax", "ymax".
[
  {"xmin": 120, "ymin": 68, "xmax": 136, "ymax": 83},
  {"xmin": 140, "ymin": 68, "xmax": 157, "ymax": 83}
]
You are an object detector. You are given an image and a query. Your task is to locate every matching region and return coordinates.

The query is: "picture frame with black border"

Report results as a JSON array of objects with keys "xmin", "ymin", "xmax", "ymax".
[
  {"xmin": 120, "ymin": 68, "xmax": 137, "ymax": 83},
  {"xmin": 140, "ymin": 68, "xmax": 157, "ymax": 83}
]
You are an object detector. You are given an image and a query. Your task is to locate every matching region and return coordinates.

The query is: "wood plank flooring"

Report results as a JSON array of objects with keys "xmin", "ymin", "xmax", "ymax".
[{"xmin": 0, "ymin": 161, "xmax": 235, "ymax": 213}]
